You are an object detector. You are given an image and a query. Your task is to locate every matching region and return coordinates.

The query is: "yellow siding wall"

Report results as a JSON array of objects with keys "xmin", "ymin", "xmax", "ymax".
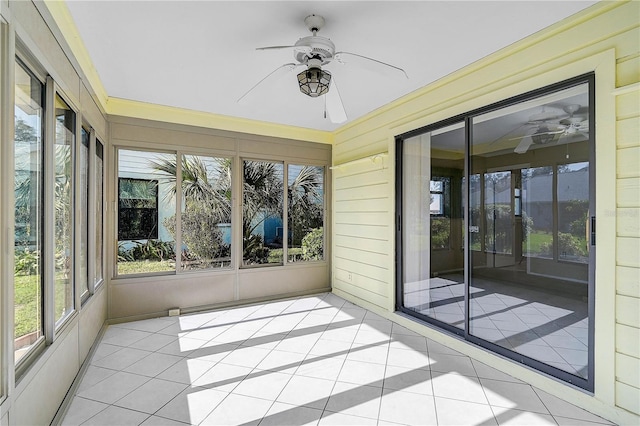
[
  {"xmin": 333, "ymin": 1, "xmax": 639, "ymax": 422},
  {"xmin": 615, "ymin": 84, "xmax": 640, "ymax": 416},
  {"xmin": 333, "ymin": 153, "xmax": 393, "ymax": 309}
]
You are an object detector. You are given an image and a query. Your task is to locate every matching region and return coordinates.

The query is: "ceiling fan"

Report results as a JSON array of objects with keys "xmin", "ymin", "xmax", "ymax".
[
  {"xmin": 514, "ymin": 104, "xmax": 589, "ymax": 154},
  {"xmin": 237, "ymin": 14, "xmax": 408, "ymax": 124}
]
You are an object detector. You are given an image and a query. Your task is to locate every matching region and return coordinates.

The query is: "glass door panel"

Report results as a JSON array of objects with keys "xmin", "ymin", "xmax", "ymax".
[
  {"xmin": 401, "ymin": 122, "xmax": 465, "ymax": 330},
  {"xmin": 469, "ymin": 82, "xmax": 592, "ymax": 380}
]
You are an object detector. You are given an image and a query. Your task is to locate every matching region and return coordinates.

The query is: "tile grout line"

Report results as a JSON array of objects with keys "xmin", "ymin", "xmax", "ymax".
[
  {"xmin": 254, "ymin": 295, "xmax": 326, "ymax": 426},
  {"xmin": 317, "ymin": 299, "xmax": 365, "ymax": 423}
]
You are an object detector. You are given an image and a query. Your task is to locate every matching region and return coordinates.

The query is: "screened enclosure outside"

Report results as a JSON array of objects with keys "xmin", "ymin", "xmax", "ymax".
[{"xmin": 398, "ymin": 76, "xmax": 594, "ymax": 389}]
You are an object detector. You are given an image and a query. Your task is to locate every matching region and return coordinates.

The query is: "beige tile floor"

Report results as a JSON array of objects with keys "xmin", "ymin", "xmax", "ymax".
[{"xmin": 60, "ymin": 293, "xmax": 613, "ymax": 426}]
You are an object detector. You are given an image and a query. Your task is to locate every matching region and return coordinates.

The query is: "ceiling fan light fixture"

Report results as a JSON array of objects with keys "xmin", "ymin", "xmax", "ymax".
[
  {"xmin": 531, "ymin": 126, "xmax": 558, "ymax": 145},
  {"xmin": 297, "ymin": 66, "xmax": 331, "ymax": 97}
]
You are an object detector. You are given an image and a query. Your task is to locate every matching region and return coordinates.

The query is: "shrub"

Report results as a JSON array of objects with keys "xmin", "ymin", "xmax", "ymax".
[
  {"xmin": 244, "ymin": 234, "xmax": 270, "ymax": 264},
  {"xmin": 538, "ymin": 232, "xmax": 587, "ymax": 258},
  {"xmin": 15, "ymin": 248, "xmax": 39, "ymax": 275},
  {"xmin": 164, "ymin": 200, "xmax": 230, "ymax": 264},
  {"xmin": 118, "ymin": 239, "xmax": 175, "ymax": 262},
  {"xmin": 431, "ymin": 218, "xmax": 450, "ymax": 249},
  {"xmin": 302, "ymin": 228, "xmax": 323, "ymax": 261}
]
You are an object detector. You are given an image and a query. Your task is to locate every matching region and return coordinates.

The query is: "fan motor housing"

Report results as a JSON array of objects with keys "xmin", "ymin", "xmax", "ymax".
[{"xmin": 294, "ymin": 36, "xmax": 335, "ymax": 64}]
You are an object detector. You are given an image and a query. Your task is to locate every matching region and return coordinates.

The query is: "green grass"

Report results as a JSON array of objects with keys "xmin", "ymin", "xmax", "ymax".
[
  {"xmin": 524, "ymin": 231, "xmax": 553, "ymax": 254},
  {"xmin": 15, "ymin": 272, "xmax": 73, "ymax": 339},
  {"xmin": 15, "ymin": 260, "xmax": 184, "ymax": 340},
  {"xmin": 14, "ymin": 274, "xmax": 41, "ymax": 338},
  {"xmin": 117, "ymin": 260, "xmax": 174, "ymax": 275}
]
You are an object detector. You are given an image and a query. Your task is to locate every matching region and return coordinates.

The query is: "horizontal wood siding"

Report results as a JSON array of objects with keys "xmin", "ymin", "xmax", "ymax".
[
  {"xmin": 616, "ymin": 324, "xmax": 640, "ymax": 359},
  {"xmin": 332, "ymin": 157, "xmax": 392, "ymax": 310},
  {"xmin": 615, "ymin": 39, "xmax": 640, "ymax": 411}
]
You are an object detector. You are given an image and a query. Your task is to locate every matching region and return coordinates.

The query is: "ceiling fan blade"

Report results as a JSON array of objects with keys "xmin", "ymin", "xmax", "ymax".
[
  {"xmin": 256, "ymin": 45, "xmax": 312, "ymax": 54},
  {"xmin": 533, "ymin": 128, "xmax": 566, "ymax": 136},
  {"xmin": 326, "ymin": 78, "xmax": 347, "ymax": 124},
  {"xmin": 334, "ymin": 51, "xmax": 408, "ymax": 79},
  {"xmin": 490, "ymin": 123, "xmax": 534, "ymax": 145},
  {"xmin": 577, "ymin": 118, "xmax": 589, "ymax": 130},
  {"xmin": 237, "ymin": 63, "xmax": 299, "ymax": 104},
  {"xmin": 514, "ymin": 135, "xmax": 534, "ymax": 154}
]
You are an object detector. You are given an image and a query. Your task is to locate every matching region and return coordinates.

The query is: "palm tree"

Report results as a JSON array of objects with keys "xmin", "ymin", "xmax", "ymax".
[
  {"xmin": 149, "ymin": 155, "xmax": 231, "ymax": 223},
  {"xmin": 288, "ymin": 165, "xmax": 324, "ymax": 248},
  {"xmin": 150, "ymin": 156, "xmax": 323, "ymax": 264}
]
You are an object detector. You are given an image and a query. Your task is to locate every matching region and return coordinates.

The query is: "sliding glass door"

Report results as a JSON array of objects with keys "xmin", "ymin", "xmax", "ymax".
[
  {"xmin": 397, "ymin": 75, "xmax": 594, "ymax": 389},
  {"xmin": 401, "ymin": 123, "xmax": 465, "ymax": 330}
]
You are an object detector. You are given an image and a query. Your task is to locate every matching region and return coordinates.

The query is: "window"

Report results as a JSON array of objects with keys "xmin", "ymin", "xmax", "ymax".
[
  {"xmin": 54, "ymin": 94, "xmax": 75, "ymax": 327},
  {"xmin": 118, "ymin": 178, "xmax": 159, "ymax": 241},
  {"xmin": 11, "ymin": 56, "xmax": 107, "ymax": 372},
  {"xmin": 242, "ymin": 160, "xmax": 284, "ymax": 266},
  {"xmin": 397, "ymin": 75, "xmax": 594, "ymax": 390},
  {"xmin": 115, "ymin": 151, "xmax": 326, "ymax": 273},
  {"xmin": 78, "ymin": 128, "xmax": 89, "ymax": 301},
  {"xmin": 430, "ymin": 180, "xmax": 445, "ymax": 215},
  {"xmin": 117, "ymin": 150, "xmax": 175, "ymax": 275},
  {"xmin": 287, "ymin": 164, "xmax": 324, "ymax": 262},
  {"xmin": 14, "ymin": 59, "xmax": 45, "ymax": 364},
  {"xmin": 94, "ymin": 139, "xmax": 104, "ymax": 286},
  {"xmin": 430, "ymin": 177, "xmax": 451, "ymax": 250},
  {"xmin": 179, "ymin": 155, "xmax": 232, "ymax": 270}
]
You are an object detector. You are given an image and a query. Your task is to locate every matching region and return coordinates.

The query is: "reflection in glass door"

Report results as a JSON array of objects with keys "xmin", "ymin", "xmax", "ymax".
[
  {"xmin": 469, "ymin": 81, "xmax": 593, "ymax": 383},
  {"xmin": 483, "ymin": 171, "xmax": 514, "ymax": 268}
]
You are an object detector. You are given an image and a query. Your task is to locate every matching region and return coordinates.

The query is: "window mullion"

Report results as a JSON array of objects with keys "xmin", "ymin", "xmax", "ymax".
[
  {"xmin": 283, "ymin": 162, "xmax": 288, "ymax": 265},
  {"xmin": 43, "ymin": 76, "xmax": 55, "ymax": 344},
  {"xmin": 175, "ymin": 152, "xmax": 183, "ymax": 273},
  {"xmin": 87, "ymin": 128, "xmax": 96, "ymax": 294}
]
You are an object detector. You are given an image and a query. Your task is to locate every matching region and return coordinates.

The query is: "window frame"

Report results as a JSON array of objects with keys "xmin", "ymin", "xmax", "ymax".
[
  {"xmin": 176, "ymin": 151, "xmax": 234, "ymax": 272},
  {"xmin": 78, "ymin": 125, "xmax": 90, "ymax": 304},
  {"xmin": 13, "ymin": 54, "xmax": 47, "ymax": 374},
  {"xmin": 240, "ymin": 158, "xmax": 285, "ymax": 268},
  {"xmin": 287, "ymin": 162, "xmax": 326, "ymax": 264},
  {"xmin": 395, "ymin": 73, "xmax": 596, "ymax": 391},
  {"xmin": 80, "ymin": 126, "xmax": 106, "ymax": 301},
  {"xmin": 92, "ymin": 136, "xmax": 105, "ymax": 290},
  {"xmin": 113, "ymin": 148, "xmax": 328, "ymax": 277},
  {"xmin": 48, "ymin": 84, "xmax": 78, "ymax": 335},
  {"xmin": 115, "ymin": 147, "xmax": 177, "ymax": 278}
]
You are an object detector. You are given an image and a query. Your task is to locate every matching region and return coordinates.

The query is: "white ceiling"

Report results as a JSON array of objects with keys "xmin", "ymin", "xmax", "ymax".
[{"xmin": 65, "ymin": 1, "xmax": 597, "ymax": 132}]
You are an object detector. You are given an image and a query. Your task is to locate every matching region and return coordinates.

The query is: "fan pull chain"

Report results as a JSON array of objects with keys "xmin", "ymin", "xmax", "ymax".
[{"xmin": 324, "ymin": 95, "xmax": 327, "ymax": 119}]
